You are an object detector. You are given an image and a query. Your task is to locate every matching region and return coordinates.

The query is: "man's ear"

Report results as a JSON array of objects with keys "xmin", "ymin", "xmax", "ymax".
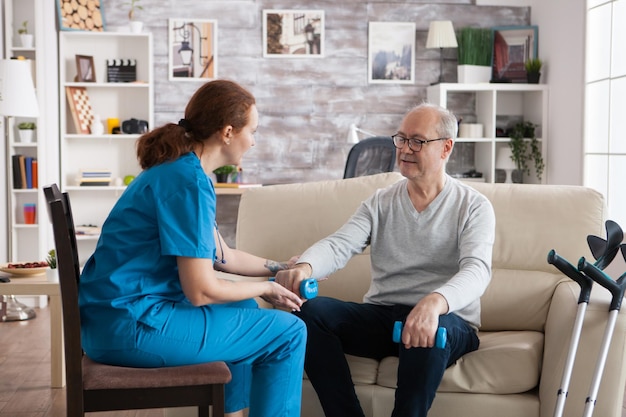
[{"xmin": 442, "ymin": 138, "xmax": 454, "ymax": 159}]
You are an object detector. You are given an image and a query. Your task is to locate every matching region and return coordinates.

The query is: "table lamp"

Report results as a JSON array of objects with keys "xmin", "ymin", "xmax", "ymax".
[
  {"xmin": 496, "ymin": 146, "xmax": 517, "ymax": 183},
  {"xmin": 0, "ymin": 58, "xmax": 40, "ymax": 321},
  {"xmin": 426, "ymin": 20, "xmax": 458, "ymax": 85}
]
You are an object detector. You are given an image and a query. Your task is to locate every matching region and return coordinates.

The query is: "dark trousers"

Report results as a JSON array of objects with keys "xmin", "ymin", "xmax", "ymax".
[{"xmin": 295, "ymin": 296, "xmax": 479, "ymax": 417}]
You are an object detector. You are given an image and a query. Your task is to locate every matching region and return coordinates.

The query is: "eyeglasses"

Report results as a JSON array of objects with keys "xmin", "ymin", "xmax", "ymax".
[{"xmin": 391, "ymin": 134, "xmax": 448, "ymax": 152}]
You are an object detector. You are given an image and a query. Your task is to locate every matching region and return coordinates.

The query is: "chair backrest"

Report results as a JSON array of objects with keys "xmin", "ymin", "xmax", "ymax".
[
  {"xmin": 343, "ymin": 136, "xmax": 396, "ymax": 179},
  {"xmin": 43, "ymin": 184, "xmax": 85, "ymax": 407}
]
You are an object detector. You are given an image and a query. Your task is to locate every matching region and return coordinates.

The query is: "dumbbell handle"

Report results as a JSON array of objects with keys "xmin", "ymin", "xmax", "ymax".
[
  {"xmin": 269, "ymin": 277, "xmax": 318, "ymax": 300},
  {"xmin": 393, "ymin": 321, "xmax": 447, "ymax": 349}
]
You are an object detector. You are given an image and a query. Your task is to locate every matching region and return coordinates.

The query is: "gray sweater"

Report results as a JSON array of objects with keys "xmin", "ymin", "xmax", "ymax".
[{"xmin": 299, "ymin": 176, "xmax": 495, "ymax": 329}]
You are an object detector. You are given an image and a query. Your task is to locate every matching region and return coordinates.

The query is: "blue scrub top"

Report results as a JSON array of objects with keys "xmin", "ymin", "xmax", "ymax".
[{"xmin": 79, "ymin": 152, "xmax": 217, "ymax": 351}]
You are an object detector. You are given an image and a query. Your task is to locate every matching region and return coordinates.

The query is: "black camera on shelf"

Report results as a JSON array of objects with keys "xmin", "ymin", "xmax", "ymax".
[{"xmin": 121, "ymin": 118, "xmax": 149, "ymax": 134}]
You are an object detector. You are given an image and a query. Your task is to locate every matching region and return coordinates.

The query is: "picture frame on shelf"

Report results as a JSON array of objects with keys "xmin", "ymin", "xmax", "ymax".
[
  {"xmin": 368, "ymin": 22, "xmax": 416, "ymax": 84},
  {"xmin": 168, "ymin": 19, "xmax": 218, "ymax": 81},
  {"xmin": 491, "ymin": 25, "xmax": 538, "ymax": 83},
  {"xmin": 262, "ymin": 10, "xmax": 324, "ymax": 58},
  {"xmin": 75, "ymin": 55, "xmax": 96, "ymax": 82},
  {"xmin": 56, "ymin": 0, "xmax": 106, "ymax": 32},
  {"xmin": 65, "ymin": 86, "xmax": 94, "ymax": 134}
]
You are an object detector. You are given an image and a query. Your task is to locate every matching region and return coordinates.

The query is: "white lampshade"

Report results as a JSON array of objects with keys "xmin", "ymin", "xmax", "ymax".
[
  {"xmin": 426, "ymin": 21, "xmax": 458, "ymax": 49},
  {"xmin": 0, "ymin": 59, "xmax": 39, "ymax": 118}
]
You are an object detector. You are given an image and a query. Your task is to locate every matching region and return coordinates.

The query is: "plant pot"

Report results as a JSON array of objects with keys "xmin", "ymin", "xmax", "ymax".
[
  {"xmin": 130, "ymin": 21, "xmax": 144, "ymax": 33},
  {"xmin": 527, "ymin": 72, "xmax": 541, "ymax": 84},
  {"xmin": 18, "ymin": 129, "xmax": 34, "ymax": 143},
  {"xmin": 215, "ymin": 173, "xmax": 230, "ymax": 183},
  {"xmin": 511, "ymin": 169, "xmax": 524, "ymax": 184},
  {"xmin": 457, "ymin": 65, "xmax": 492, "ymax": 84},
  {"xmin": 20, "ymin": 34, "xmax": 33, "ymax": 48},
  {"xmin": 46, "ymin": 268, "xmax": 59, "ymax": 283}
]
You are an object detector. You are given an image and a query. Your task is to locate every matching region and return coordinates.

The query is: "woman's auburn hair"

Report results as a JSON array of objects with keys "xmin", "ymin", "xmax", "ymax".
[{"xmin": 136, "ymin": 79, "xmax": 256, "ymax": 169}]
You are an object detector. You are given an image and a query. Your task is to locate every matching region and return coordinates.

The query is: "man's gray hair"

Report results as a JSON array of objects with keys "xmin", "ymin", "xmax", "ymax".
[{"xmin": 409, "ymin": 102, "xmax": 458, "ymax": 139}]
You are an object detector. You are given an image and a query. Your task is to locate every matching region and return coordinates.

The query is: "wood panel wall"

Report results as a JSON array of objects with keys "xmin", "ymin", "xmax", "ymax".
[{"xmin": 102, "ymin": 0, "xmax": 528, "ymax": 184}]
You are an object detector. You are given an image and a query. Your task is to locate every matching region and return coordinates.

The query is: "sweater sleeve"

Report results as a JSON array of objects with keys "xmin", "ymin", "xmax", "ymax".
[
  {"xmin": 434, "ymin": 195, "xmax": 495, "ymax": 313},
  {"xmin": 298, "ymin": 201, "xmax": 373, "ymax": 279}
]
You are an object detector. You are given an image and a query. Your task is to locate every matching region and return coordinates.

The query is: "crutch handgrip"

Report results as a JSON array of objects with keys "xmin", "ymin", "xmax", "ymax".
[
  {"xmin": 578, "ymin": 257, "xmax": 626, "ymax": 311},
  {"xmin": 548, "ymin": 249, "xmax": 593, "ymax": 304}
]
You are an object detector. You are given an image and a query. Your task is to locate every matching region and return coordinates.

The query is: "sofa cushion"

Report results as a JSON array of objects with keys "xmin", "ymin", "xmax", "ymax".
[{"xmin": 372, "ymin": 330, "xmax": 543, "ymax": 394}]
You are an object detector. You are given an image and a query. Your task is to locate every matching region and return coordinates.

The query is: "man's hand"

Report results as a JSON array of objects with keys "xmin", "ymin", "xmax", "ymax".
[
  {"xmin": 274, "ymin": 263, "xmax": 313, "ymax": 297},
  {"xmin": 401, "ymin": 293, "xmax": 449, "ymax": 349}
]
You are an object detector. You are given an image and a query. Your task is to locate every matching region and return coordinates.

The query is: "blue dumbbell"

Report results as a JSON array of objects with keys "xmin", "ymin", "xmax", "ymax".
[
  {"xmin": 269, "ymin": 277, "xmax": 318, "ymax": 299},
  {"xmin": 392, "ymin": 321, "xmax": 447, "ymax": 349}
]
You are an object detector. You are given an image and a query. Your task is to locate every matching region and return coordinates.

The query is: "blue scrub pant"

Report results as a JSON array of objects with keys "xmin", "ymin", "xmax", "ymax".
[
  {"xmin": 88, "ymin": 299, "xmax": 306, "ymax": 417},
  {"xmin": 294, "ymin": 297, "xmax": 479, "ymax": 417}
]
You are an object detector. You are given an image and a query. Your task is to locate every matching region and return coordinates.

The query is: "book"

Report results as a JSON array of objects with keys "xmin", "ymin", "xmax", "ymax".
[
  {"xmin": 31, "ymin": 159, "xmax": 38, "ymax": 189},
  {"xmin": 11, "ymin": 155, "xmax": 22, "ymax": 189},
  {"xmin": 19, "ymin": 155, "xmax": 27, "ymax": 189},
  {"xmin": 214, "ymin": 183, "xmax": 263, "ymax": 189},
  {"xmin": 25, "ymin": 157, "xmax": 33, "ymax": 188}
]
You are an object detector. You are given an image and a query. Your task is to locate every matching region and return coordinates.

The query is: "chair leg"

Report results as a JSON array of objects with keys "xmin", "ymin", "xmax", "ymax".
[
  {"xmin": 210, "ymin": 384, "xmax": 226, "ymax": 417},
  {"xmin": 198, "ymin": 406, "xmax": 210, "ymax": 417}
]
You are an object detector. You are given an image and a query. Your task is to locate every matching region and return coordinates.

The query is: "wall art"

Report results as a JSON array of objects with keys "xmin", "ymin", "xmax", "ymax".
[
  {"xmin": 368, "ymin": 22, "xmax": 416, "ymax": 84},
  {"xmin": 263, "ymin": 10, "xmax": 324, "ymax": 58},
  {"xmin": 169, "ymin": 19, "xmax": 218, "ymax": 81},
  {"xmin": 492, "ymin": 25, "xmax": 538, "ymax": 83}
]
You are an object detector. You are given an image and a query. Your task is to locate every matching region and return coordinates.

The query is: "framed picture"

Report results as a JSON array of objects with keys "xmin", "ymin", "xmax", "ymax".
[
  {"xmin": 56, "ymin": 0, "xmax": 105, "ymax": 32},
  {"xmin": 368, "ymin": 22, "xmax": 416, "ymax": 84},
  {"xmin": 263, "ymin": 10, "xmax": 324, "ymax": 58},
  {"xmin": 65, "ymin": 86, "xmax": 94, "ymax": 134},
  {"xmin": 168, "ymin": 19, "xmax": 218, "ymax": 81},
  {"xmin": 75, "ymin": 55, "xmax": 96, "ymax": 82},
  {"xmin": 492, "ymin": 25, "xmax": 538, "ymax": 83}
]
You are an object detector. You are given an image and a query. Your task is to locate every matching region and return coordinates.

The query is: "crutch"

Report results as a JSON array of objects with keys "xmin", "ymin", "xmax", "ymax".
[
  {"xmin": 577, "ymin": 257, "xmax": 626, "ymax": 417},
  {"xmin": 548, "ymin": 220, "xmax": 623, "ymax": 417}
]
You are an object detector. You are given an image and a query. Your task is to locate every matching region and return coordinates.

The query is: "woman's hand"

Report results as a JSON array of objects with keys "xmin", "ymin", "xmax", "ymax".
[{"xmin": 261, "ymin": 281, "xmax": 304, "ymax": 311}]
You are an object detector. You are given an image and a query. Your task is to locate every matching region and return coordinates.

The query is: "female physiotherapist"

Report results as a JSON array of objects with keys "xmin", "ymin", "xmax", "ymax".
[{"xmin": 78, "ymin": 79, "xmax": 306, "ymax": 417}]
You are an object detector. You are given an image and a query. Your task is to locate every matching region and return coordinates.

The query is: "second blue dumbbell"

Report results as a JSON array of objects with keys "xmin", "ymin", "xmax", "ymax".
[
  {"xmin": 269, "ymin": 277, "xmax": 318, "ymax": 299},
  {"xmin": 392, "ymin": 321, "xmax": 447, "ymax": 349}
]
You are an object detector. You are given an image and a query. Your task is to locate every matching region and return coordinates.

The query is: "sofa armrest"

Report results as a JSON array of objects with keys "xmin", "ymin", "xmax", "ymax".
[{"xmin": 541, "ymin": 280, "xmax": 626, "ymax": 417}]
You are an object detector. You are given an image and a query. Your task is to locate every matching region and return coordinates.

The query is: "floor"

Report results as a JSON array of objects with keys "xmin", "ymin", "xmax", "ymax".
[
  {"xmin": 2, "ymin": 306, "xmax": 626, "ymax": 417},
  {"xmin": 0, "ymin": 305, "xmax": 163, "ymax": 417}
]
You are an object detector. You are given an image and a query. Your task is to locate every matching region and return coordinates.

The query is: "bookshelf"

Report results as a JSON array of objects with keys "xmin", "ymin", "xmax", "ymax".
[{"xmin": 59, "ymin": 31, "xmax": 154, "ymax": 264}]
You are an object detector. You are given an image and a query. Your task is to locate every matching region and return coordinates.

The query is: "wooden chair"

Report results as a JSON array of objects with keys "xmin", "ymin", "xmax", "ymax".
[{"xmin": 43, "ymin": 184, "xmax": 232, "ymax": 417}]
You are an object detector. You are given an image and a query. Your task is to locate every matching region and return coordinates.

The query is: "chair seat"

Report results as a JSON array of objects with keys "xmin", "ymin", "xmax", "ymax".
[{"xmin": 82, "ymin": 356, "xmax": 232, "ymax": 390}]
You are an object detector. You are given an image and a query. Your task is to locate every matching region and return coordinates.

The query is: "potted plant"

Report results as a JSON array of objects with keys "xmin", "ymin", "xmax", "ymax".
[
  {"xmin": 17, "ymin": 122, "xmax": 36, "ymax": 143},
  {"xmin": 46, "ymin": 249, "xmax": 58, "ymax": 282},
  {"xmin": 17, "ymin": 20, "xmax": 33, "ymax": 48},
  {"xmin": 213, "ymin": 165, "xmax": 237, "ymax": 183},
  {"xmin": 126, "ymin": 0, "xmax": 144, "ymax": 33},
  {"xmin": 456, "ymin": 27, "xmax": 493, "ymax": 83},
  {"xmin": 507, "ymin": 121, "xmax": 545, "ymax": 183},
  {"xmin": 525, "ymin": 58, "xmax": 543, "ymax": 84}
]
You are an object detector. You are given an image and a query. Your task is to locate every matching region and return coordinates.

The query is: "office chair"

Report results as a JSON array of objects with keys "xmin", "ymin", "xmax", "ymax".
[
  {"xmin": 343, "ymin": 136, "xmax": 396, "ymax": 179},
  {"xmin": 43, "ymin": 184, "xmax": 231, "ymax": 417}
]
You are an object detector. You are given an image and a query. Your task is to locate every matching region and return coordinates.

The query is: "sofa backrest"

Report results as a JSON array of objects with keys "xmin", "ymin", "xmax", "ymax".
[
  {"xmin": 467, "ymin": 182, "xmax": 606, "ymax": 331},
  {"xmin": 236, "ymin": 174, "xmax": 606, "ymax": 332}
]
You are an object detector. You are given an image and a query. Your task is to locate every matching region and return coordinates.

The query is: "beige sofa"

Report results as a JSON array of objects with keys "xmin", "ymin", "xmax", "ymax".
[{"xmin": 234, "ymin": 172, "xmax": 626, "ymax": 417}]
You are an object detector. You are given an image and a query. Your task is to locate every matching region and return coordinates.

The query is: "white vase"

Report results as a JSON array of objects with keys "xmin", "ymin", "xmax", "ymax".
[
  {"xmin": 20, "ymin": 34, "xmax": 33, "ymax": 48},
  {"xmin": 130, "ymin": 21, "xmax": 144, "ymax": 33},
  {"xmin": 90, "ymin": 115, "xmax": 105, "ymax": 135},
  {"xmin": 457, "ymin": 65, "xmax": 492, "ymax": 84},
  {"xmin": 18, "ymin": 129, "xmax": 34, "ymax": 143}
]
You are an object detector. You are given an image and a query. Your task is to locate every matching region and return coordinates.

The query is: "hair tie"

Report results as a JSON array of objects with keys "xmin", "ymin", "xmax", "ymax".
[{"xmin": 178, "ymin": 118, "xmax": 192, "ymax": 132}]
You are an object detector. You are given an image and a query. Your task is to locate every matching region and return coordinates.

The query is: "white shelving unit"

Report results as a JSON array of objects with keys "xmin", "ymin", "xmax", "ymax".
[
  {"xmin": 427, "ymin": 83, "xmax": 549, "ymax": 184},
  {"xmin": 3, "ymin": 0, "xmax": 58, "ymax": 264},
  {"xmin": 59, "ymin": 31, "xmax": 153, "ymax": 264}
]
